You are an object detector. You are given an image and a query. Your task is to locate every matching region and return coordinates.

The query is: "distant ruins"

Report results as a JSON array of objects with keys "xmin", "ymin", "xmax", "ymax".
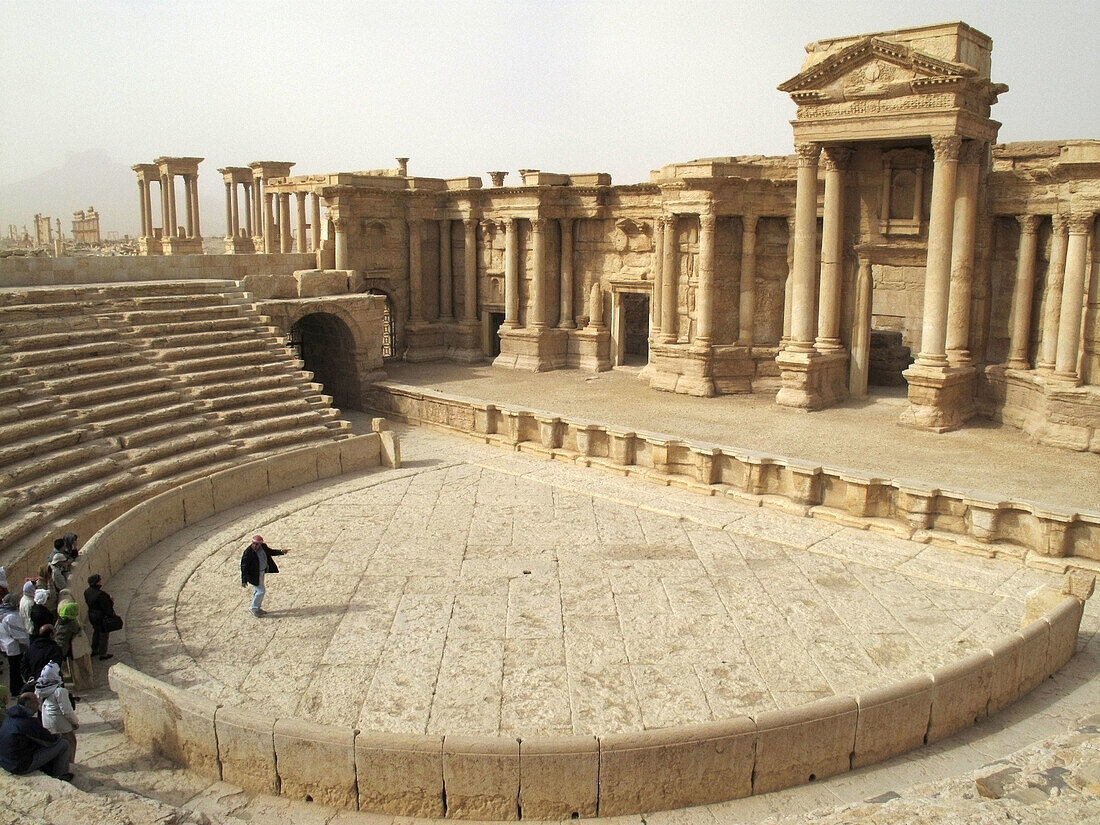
[
  {"xmin": 128, "ymin": 22, "xmax": 1097, "ymax": 451},
  {"xmin": 71, "ymin": 206, "xmax": 101, "ymax": 244}
]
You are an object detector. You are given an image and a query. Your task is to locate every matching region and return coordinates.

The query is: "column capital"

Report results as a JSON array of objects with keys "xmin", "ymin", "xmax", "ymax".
[
  {"xmin": 1051, "ymin": 213, "xmax": 1068, "ymax": 234},
  {"xmin": 795, "ymin": 142, "xmax": 821, "ymax": 165},
  {"xmin": 698, "ymin": 212, "xmax": 716, "ymax": 232},
  {"xmin": 331, "ymin": 216, "xmax": 348, "ymax": 231},
  {"xmin": 821, "ymin": 146, "xmax": 854, "ymax": 171},
  {"xmin": 741, "ymin": 213, "xmax": 759, "ymax": 233},
  {"xmin": 502, "ymin": 216, "xmax": 516, "ymax": 230},
  {"xmin": 1066, "ymin": 212, "xmax": 1096, "ymax": 235},
  {"xmin": 463, "ymin": 216, "xmax": 477, "ymax": 230},
  {"xmin": 1016, "ymin": 214, "xmax": 1042, "ymax": 235},
  {"xmin": 931, "ymin": 135, "xmax": 963, "ymax": 161},
  {"xmin": 530, "ymin": 217, "xmax": 545, "ymax": 232},
  {"xmin": 660, "ymin": 214, "xmax": 677, "ymax": 229},
  {"xmin": 958, "ymin": 139, "xmax": 985, "ymax": 167}
]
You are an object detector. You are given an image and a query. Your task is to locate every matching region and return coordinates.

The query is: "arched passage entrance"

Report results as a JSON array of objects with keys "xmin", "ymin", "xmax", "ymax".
[{"xmin": 288, "ymin": 312, "xmax": 359, "ymax": 409}]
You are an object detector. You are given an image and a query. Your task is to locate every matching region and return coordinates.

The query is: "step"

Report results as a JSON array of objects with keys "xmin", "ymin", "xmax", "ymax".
[
  {"xmin": 0, "ymin": 397, "xmax": 54, "ymax": 425},
  {"xmin": 20, "ymin": 455, "xmax": 121, "ymax": 502},
  {"xmin": 155, "ymin": 350, "xmax": 277, "ymax": 374},
  {"xmin": 116, "ymin": 304, "xmax": 245, "ymax": 326},
  {"xmin": 7, "ymin": 338, "xmax": 127, "ymax": 366},
  {"xmin": 40, "ymin": 362, "xmax": 163, "ymax": 393},
  {"xmin": 80, "ymin": 402, "xmax": 199, "ymax": 440},
  {"xmin": 63, "ymin": 375, "xmax": 176, "ymax": 408},
  {"xmin": 2, "ymin": 323, "xmax": 115, "ymax": 349},
  {"xmin": 207, "ymin": 398, "xmax": 314, "ymax": 425},
  {"xmin": 2, "ymin": 440, "xmax": 114, "ymax": 489},
  {"xmin": 151, "ymin": 338, "xmax": 270, "ymax": 362},
  {"xmin": 0, "ymin": 280, "xmax": 237, "ymax": 308},
  {"xmin": 116, "ymin": 429, "xmax": 226, "ymax": 469},
  {"xmin": 124, "ymin": 315, "xmax": 255, "ymax": 338},
  {"xmin": 232, "ymin": 425, "xmax": 337, "ymax": 455},
  {"xmin": 125, "ymin": 326, "xmax": 259, "ymax": 350},
  {"xmin": 129, "ymin": 442, "xmax": 240, "ymax": 482},
  {"xmin": 0, "ymin": 508, "xmax": 49, "ymax": 554},
  {"xmin": 117, "ymin": 416, "xmax": 209, "ymax": 449},
  {"xmin": 0, "ymin": 412, "xmax": 71, "ymax": 447},
  {"xmin": 182, "ymin": 369, "xmax": 299, "ymax": 399},
  {"xmin": 18, "ymin": 352, "xmax": 147, "ymax": 381},
  {"xmin": 0, "ymin": 428, "xmax": 87, "ymax": 469},
  {"xmin": 221, "ymin": 411, "xmax": 328, "ymax": 440},
  {"xmin": 199, "ymin": 383, "xmax": 308, "ymax": 411},
  {"xmin": 76, "ymin": 390, "xmax": 186, "ymax": 423}
]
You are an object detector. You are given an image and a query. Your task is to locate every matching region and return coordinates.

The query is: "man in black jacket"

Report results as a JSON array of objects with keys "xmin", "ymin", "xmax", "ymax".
[
  {"xmin": 0, "ymin": 693, "xmax": 72, "ymax": 780},
  {"xmin": 83, "ymin": 574, "xmax": 117, "ymax": 660},
  {"xmin": 240, "ymin": 534, "xmax": 289, "ymax": 618}
]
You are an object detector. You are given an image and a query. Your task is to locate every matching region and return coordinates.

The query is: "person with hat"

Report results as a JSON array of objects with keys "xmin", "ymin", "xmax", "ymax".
[
  {"xmin": 83, "ymin": 575, "xmax": 118, "ymax": 661},
  {"xmin": 239, "ymin": 534, "xmax": 289, "ymax": 618},
  {"xmin": 47, "ymin": 553, "xmax": 72, "ymax": 603},
  {"xmin": 0, "ymin": 692, "xmax": 72, "ymax": 781},
  {"xmin": 18, "ymin": 582, "xmax": 36, "ymax": 637},
  {"xmin": 28, "ymin": 590, "xmax": 54, "ymax": 638},
  {"xmin": 0, "ymin": 594, "xmax": 30, "ymax": 698}
]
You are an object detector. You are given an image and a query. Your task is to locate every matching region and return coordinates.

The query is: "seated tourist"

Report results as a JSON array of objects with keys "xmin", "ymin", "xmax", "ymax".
[
  {"xmin": 0, "ymin": 693, "xmax": 72, "ymax": 781},
  {"xmin": 34, "ymin": 662, "xmax": 79, "ymax": 763},
  {"xmin": 21, "ymin": 625, "xmax": 63, "ymax": 686},
  {"xmin": 29, "ymin": 589, "xmax": 54, "ymax": 637}
]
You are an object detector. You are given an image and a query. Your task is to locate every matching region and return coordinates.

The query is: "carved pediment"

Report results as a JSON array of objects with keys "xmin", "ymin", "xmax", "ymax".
[{"xmin": 778, "ymin": 37, "xmax": 976, "ymax": 103}]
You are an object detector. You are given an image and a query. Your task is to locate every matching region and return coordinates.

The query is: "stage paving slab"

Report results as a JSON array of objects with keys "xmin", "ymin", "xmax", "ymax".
[
  {"xmin": 112, "ymin": 424, "xmax": 1066, "ymax": 736},
  {"xmin": 373, "ymin": 362, "xmax": 1100, "ymax": 513}
]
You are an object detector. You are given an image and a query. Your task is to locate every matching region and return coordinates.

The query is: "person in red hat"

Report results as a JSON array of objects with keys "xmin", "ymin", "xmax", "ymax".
[{"xmin": 239, "ymin": 535, "xmax": 288, "ymax": 618}]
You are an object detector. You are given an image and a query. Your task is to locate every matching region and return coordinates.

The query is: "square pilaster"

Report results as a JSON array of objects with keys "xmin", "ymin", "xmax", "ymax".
[
  {"xmin": 775, "ymin": 348, "xmax": 849, "ymax": 410},
  {"xmin": 899, "ymin": 363, "xmax": 976, "ymax": 432},
  {"xmin": 494, "ymin": 326, "xmax": 568, "ymax": 371}
]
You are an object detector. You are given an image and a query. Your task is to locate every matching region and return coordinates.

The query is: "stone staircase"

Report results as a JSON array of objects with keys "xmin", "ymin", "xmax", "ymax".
[{"xmin": 0, "ymin": 279, "xmax": 352, "ymax": 567}]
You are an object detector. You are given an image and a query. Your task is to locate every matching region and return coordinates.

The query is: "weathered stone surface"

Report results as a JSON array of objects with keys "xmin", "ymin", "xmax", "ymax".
[
  {"xmin": 518, "ymin": 735, "xmax": 598, "ymax": 819},
  {"xmin": 215, "ymin": 704, "xmax": 278, "ymax": 795},
  {"xmin": 273, "ymin": 717, "xmax": 356, "ymax": 808},
  {"xmin": 355, "ymin": 731, "xmax": 444, "ymax": 817},
  {"xmin": 442, "ymin": 735, "xmax": 520, "ymax": 820}
]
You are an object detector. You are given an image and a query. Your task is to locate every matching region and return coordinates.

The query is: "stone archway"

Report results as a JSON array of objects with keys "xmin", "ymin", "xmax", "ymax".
[{"xmin": 289, "ymin": 312, "xmax": 360, "ymax": 409}]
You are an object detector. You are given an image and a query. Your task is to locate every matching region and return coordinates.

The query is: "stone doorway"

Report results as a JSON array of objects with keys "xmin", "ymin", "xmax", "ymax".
[
  {"xmin": 621, "ymin": 293, "xmax": 650, "ymax": 366},
  {"xmin": 289, "ymin": 312, "xmax": 359, "ymax": 409},
  {"xmin": 488, "ymin": 311, "xmax": 505, "ymax": 357}
]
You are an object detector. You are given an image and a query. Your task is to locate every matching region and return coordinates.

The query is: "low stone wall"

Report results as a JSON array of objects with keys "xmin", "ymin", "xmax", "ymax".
[
  {"xmin": 366, "ymin": 383, "xmax": 1100, "ymax": 565},
  {"xmin": 0, "ymin": 252, "xmax": 316, "ymax": 287},
  {"xmin": 109, "ymin": 595, "xmax": 1085, "ymax": 818}
]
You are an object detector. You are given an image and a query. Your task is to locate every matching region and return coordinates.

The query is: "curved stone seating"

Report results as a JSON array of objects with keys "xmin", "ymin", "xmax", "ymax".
[
  {"xmin": 0, "ymin": 279, "xmax": 352, "ymax": 578},
  {"xmin": 366, "ymin": 383, "xmax": 1100, "ymax": 566}
]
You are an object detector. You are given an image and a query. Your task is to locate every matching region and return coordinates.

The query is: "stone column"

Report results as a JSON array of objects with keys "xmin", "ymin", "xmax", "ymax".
[
  {"xmin": 651, "ymin": 218, "xmax": 663, "ymax": 339},
  {"xmin": 782, "ymin": 216, "xmax": 795, "ymax": 347},
  {"xmin": 190, "ymin": 174, "xmax": 201, "ymax": 238},
  {"xmin": 184, "ymin": 177, "xmax": 195, "ymax": 238},
  {"xmin": 1053, "ymin": 213, "xmax": 1095, "ymax": 381},
  {"xmin": 503, "ymin": 218, "xmax": 519, "ymax": 328},
  {"xmin": 660, "ymin": 215, "xmax": 678, "ymax": 342},
  {"xmin": 789, "ymin": 142, "xmax": 821, "ymax": 352},
  {"xmin": 559, "ymin": 218, "xmax": 575, "ymax": 328},
  {"xmin": 439, "ymin": 219, "xmax": 453, "ymax": 320},
  {"xmin": 695, "ymin": 212, "xmax": 716, "ymax": 347},
  {"xmin": 231, "ymin": 181, "xmax": 241, "ymax": 237},
  {"xmin": 914, "ymin": 135, "xmax": 962, "ymax": 367},
  {"xmin": 945, "ymin": 141, "xmax": 982, "ymax": 365},
  {"xmin": 167, "ymin": 174, "xmax": 179, "ymax": 238},
  {"xmin": 263, "ymin": 192, "xmax": 275, "ymax": 254},
  {"xmin": 311, "ymin": 194, "xmax": 322, "ymax": 251},
  {"xmin": 463, "ymin": 218, "xmax": 478, "ymax": 322},
  {"xmin": 143, "ymin": 181, "xmax": 153, "ymax": 238},
  {"xmin": 138, "ymin": 180, "xmax": 149, "ymax": 237},
  {"xmin": 333, "ymin": 217, "xmax": 348, "ymax": 270},
  {"xmin": 738, "ymin": 214, "xmax": 758, "ymax": 346},
  {"xmin": 849, "ymin": 258, "xmax": 873, "ymax": 398},
  {"xmin": 279, "ymin": 193, "xmax": 292, "ymax": 253},
  {"xmin": 816, "ymin": 147, "xmax": 851, "ymax": 352},
  {"xmin": 1006, "ymin": 214, "xmax": 1042, "ymax": 369},
  {"xmin": 224, "ymin": 181, "xmax": 233, "ymax": 237},
  {"xmin": 242, "ymin": 184, "xmax": 252, "ymax": 237},
  {"xmin": 1037, "ymin": 214, "xmax": 1069, "ymax": 372},
  {"xmin": 253, "ymin": 178, "xmax": 263, "ymax": 242},
  {"xmin": 296, "ymin": 192, "xmax": 308, "ymax": 253},
  {"xmin": 529, "ymin": 218, "xmax": 547, "ymax": 327},
  {"xmin": 159, "ymin": 176, "xmax": 169, "ymax": 239}
]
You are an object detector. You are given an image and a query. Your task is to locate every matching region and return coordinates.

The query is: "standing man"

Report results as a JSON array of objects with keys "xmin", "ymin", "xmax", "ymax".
[
  {"xmin": 83, "ymin": 575, "xmax": 119, "ymax": 661},
  {"xmin": 240, "ymin": 535, "xmax": 288, "ymax": 618}
]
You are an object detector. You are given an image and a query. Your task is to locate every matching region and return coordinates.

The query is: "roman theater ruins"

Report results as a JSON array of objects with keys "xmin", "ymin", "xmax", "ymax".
[{"xmin": 1, "ymin": 20, "xmax": 1098, "ymax": 825}]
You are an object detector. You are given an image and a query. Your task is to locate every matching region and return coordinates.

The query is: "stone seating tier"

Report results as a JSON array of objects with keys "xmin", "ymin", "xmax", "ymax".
[{"xmin": 0, "ymin": 279, "xmax": 353, "ymax": 570}]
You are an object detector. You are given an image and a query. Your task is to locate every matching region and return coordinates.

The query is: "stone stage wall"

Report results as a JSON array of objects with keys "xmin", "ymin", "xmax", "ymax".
[
  {"xmin": 0, "ymin": 251, "xmax": 316, "ymax": 287},
  {"xmin": 368, "ymin": 383, "xmax": 1100, "ymax": 565}
]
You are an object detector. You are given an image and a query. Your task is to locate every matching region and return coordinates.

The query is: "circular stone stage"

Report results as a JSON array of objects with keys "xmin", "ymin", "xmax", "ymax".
[{"xmin": 113, "ymin": 426, "xmax": 1058, "ymax": 738}]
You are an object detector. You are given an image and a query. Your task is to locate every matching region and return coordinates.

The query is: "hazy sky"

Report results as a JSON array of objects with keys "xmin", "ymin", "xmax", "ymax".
[{"xmin": 1, "ymin": 0, "xmax": 1097, "ymax": 233}]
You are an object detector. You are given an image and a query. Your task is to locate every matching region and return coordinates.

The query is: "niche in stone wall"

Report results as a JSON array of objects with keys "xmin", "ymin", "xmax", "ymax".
[
  {"xmin": 880, "ymin": 148, "xmax": 929, "ymax": 236},
  {"xmin": 612, "ymin": 218, "xmax": 653, "ymax": 280},
  {"xmin": 361, "ymin": 221, "xmax": 387, "ymax": 271}
]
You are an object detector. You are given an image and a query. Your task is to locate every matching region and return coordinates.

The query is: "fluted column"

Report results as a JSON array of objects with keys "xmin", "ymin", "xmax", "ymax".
[
  {"xmin": 529, "ymin": 218, "xmax": 547, "ymax": 327},
  {"xmin": 914, "ymin": 135, "xmax": 962, "ymax": 367},
  {"xmin": 695, "ymin": 212, "xmax": 716, "ymax": 346},
  {"xmin": 816, "ymin": 147, "xmax": 851, "ymax": 352},
  {"xmin": 789, "ymin": 142, "xmax": 821, "ymax": 352},
  {"xmin": 296, "ymin": 192, "xmax": 308, "ymax": 253},
  {"xmin": 333, "ymin": 217, "xmax": 348, "ymax": 270},
  {"xmin": 439, "ymin": 219, "xmax": 453, "ymax": 320},
  {"xmin": 782, "ymin": 216, "xmax": 795, "ymax": 347},
  {"xmin": 738, "ymin": 214, "xmax": 758, "ymax": 346},
  {"xmin": 559, "ymin": 218, "xmax": 575, "ymax": 328},
  {"xmin": 224, "ymin": 181, "xmax": 233, "ymax": 237},
  {"xmin": 279, "ymin": 193, "xmax": 292, "ymax": 253},
  {"xmin": 409, "ymin": 218, "xmax": 425, "ymax": 321},
  {"xmin": 311, "ymin": 194, "xmax": 322, "ymax": 251},
  {"xmin": 503, "ymin": 218, "xmax": 519, "ymax": 328},
  {"xmin": 660, "ymin": 215, "xmax": 678, "ymax": 342},
  {"xmin": 1037, "ymin": 214, "xmax": 1069, "ymax": 372},
  {"xmin": 463, "ymin": 218, "xmax": 478, "ymax": 322},
  {"xmin": 945, "ymin": 141, "xmax": 982, "ymax": 366},
  {"xmin": 1053, "ymin": 213, "xmax": 1095, "ymax": 381},
  {"xmin": 263, "ymin": 192, "xmax": 275, "ymax": 253},
  {"xmin": 1007, "ymin": 214, "xmax": 1042, "ymax": 369}
]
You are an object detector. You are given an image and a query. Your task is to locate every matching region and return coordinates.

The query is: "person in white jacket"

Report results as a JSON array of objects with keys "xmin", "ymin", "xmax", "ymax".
[
  {"xmin": 33, "ymin": 662, "xmax": 78, "ymax": 762},
  {"xmin": 0, "ymin": 594, "xmax": 30, "ymax": 700}
]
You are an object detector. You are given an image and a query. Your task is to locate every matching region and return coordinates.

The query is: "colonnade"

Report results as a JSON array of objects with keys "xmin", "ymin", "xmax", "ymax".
[
  {"xmin": 1006, "ymin": 211, "xmax": 1096, "ymax": 383},
  {"xmin": 252, "ymin": 190, "xmax": 324, "ymax": 255},
  {"xmin": 135, "ymin": 170, "xmax": 201, "ymax": 240}
]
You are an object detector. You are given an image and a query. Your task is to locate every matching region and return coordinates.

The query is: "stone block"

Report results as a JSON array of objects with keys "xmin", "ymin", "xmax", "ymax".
[
  {"xmin": 210, "ymin": 462, "xmax": 270, "ymax": 512},
  {"xmin": 986, "ymin": 634, "xmax": 1024, "ymax": 714},
  {"xmin": 264, "ymin": 449, "xmax": 319, "ymax": 493},
  {"xmin": 927, "ymin": 649, "xmax": 994, "ymax": 743},
  {"xmin": 109, "ymin": 663, "xmax": 221, "ymax": 781},
  {"xmin": 371, "ymin": 417, "xmax": 390, "ymax": 432},
  {"xmin": 274, "ymin": 717, "xmax": 356, "ymax": 808},
  {"xmin": 753, "ymin": 696, "xmax": 857, "ymax": 795},
  {"xmin": 314, "ymin": 441, "xmax": 343, "ymax": 480},
  {"xmin": 518, "ymin": 735, "xmax": 598, "ymax": 820},
  {"xmin": 356, "ymin": 731, "xmax": 444, "ymax": 817},
  {"xmin": 215, "ymin": 704, "xmax": 278, "ymax": 795},
  {"xmin": 296, "ymin": 269, "xmax": 350, "ymax": 297},
  {"xmin": 1062, "ymin": 571, "xmax": 1096, "ymax": 601},
  {"xmin": 240, "ymin": 272, "xmax": 297, "ymax": 299},
  {"xmin": 144, "ymin": 487, "xmax": 187, "ymax": 546},
  {"xmin": 598, "ymin": 718, "xmax": 755, "ymax": 815},
  {"xmin": 1023, "ymin": 584, "xmax": 1066, "ymax": 625},
  {"xmin": 443, "ymin": 734, "xmax": 520, "ymax": 821},
  {"xmin": 853, "ymin": 674, "xmax": 933, "ymax": 768},
  {"xmin": 1014, "ymin": 617, "xmax": 1051, "ymax": 698},
  {"xmin": 380, "ymin": 431, "xmax": 401, "ymax": 469},
  {"xmin": 339, "ymin": 433, "xmax": 382, "ymax": 473},
  {"xmin": 1044, "ymin": 595, "xmax": 1084, "ymax": 673},
  {"xmin": 101, "ymin": 509, "xmax": 153, "ymax": 576},
  {"xmin": 179, "ymin": 478, "xmax": 216, "ymax": 525}
]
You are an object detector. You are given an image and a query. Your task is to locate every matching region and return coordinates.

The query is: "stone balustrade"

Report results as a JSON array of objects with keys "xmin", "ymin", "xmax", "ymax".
[{"xmin": 366, "ymin": 383, "xmax": 1100, "ymax": 565}]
